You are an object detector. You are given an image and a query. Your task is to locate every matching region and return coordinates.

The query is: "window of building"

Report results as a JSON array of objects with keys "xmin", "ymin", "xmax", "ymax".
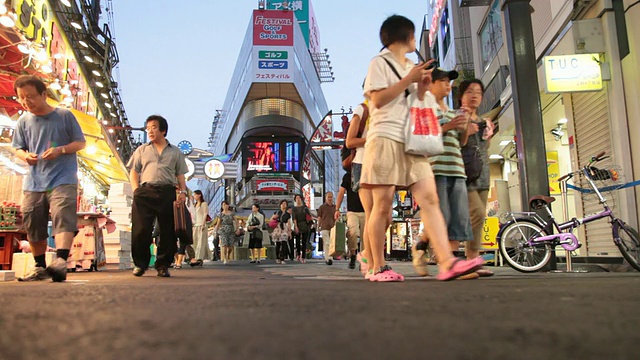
[
  {"xmin": 479, "ymin": 0, "xmax": 504, "ymax": 71},
  {"xmin": 432, "ymin": 34, "xmax": 439, "ymax": 61},
  {"xmin": 440, "ymin": 6, "xmax": 451, "ymax": 60}
]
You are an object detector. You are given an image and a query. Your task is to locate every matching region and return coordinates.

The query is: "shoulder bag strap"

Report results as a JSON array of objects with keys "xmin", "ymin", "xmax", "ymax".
[{"xmin": 380, "ymin": 57, "xmax": 410, "ymax": 98}]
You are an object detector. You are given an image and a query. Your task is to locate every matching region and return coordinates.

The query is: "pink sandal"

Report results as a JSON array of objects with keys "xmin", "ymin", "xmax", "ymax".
[
  {"xmin": 369, "ymin": 265, "xmax": 405, "ymax": 282},
  {"xmin": 436, "ymin": 257, "xmax": 483, "ymax": 281}
]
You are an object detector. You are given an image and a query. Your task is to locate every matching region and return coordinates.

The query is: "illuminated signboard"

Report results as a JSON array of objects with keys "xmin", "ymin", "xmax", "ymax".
[
  {"xmin": 14, "ymin": 0, "xmax": 97, "ymax": 117},
  {"xmin": 256, "ymin": 180, "xmax": 289, "ymax": 192},
  {"xmin": 204, "ymin": 159, "xmax": 225, "ymax": 180},
  {"xmin": 429, "ymin": 0, "xmax": 447, "ymax": 47},
  {"xmin": 243, "ymin": 139, "xmax": 300, "ymax": 177},
  {"xmin": 246, "ymin": 141, "xmax": 280, "ymax": 172},
  {"xmin": 252, "ymin": 10, "xmax": 294, "ymax": 46},
  {"xmin": 544, "ymin": 54, "xmax": 603, "ymax": 93}
]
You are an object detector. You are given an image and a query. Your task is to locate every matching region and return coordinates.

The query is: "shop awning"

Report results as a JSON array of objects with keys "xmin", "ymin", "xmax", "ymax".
[{"xmin": 46, "ymin": 99, "xmax": 129, "ymax": 186}]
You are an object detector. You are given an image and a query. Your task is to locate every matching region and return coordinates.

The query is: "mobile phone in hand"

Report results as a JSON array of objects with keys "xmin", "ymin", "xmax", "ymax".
[{"xmin": 415, "ymin": 50, "xmax": 437, "ymax": 69}]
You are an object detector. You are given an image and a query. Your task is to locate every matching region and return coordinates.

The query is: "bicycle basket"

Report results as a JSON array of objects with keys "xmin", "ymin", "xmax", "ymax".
[{"xmin": 574, "ymin": 165, "xmax": 625, "ymax": 209}]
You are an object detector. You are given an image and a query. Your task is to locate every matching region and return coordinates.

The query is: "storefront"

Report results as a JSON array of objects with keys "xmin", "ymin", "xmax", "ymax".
[
  {"xmin": 486, "ymin": 7, "xmax": 637, "ymax": 260},
  {"xmin": 0, "ymin": 1, "xmax": 133, "ymax": 270}
]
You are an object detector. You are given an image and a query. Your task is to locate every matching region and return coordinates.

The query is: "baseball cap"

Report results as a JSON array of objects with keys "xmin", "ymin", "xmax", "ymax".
[{"xmin": 431, "ymin": 68, "xmax": 459, "ymax": 81}]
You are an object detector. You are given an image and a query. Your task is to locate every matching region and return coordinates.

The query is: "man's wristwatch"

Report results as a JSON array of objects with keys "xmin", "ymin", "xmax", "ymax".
[{"xmin": 60, "ymin": 146, "xmax": 66, "ymax": 154}]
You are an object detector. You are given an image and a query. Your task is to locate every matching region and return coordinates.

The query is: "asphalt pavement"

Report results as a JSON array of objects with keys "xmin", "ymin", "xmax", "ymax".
[{"xmin": 1, "ymin": 259, "xmax": 639, "ymax": 360}]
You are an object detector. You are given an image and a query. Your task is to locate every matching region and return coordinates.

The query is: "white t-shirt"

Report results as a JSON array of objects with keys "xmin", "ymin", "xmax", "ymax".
[
  {"xmin": 363, "ymin": 48, "xmax": 417, "ymax": 143},
  {"xmin": 351, "ymin": 104, "xmax": 368, "ymax": 164}
]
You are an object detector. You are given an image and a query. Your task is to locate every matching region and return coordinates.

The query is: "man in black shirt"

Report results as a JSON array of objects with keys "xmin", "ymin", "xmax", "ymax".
[{"xmin": 335, "ymin": 172, "xmax": 366, "ymax": 269}]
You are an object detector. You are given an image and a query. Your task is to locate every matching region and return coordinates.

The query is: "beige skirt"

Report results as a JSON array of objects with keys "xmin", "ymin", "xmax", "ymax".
[{"xmin": 360, "ymin": 137, "xmax": 434, "ymax": 188}]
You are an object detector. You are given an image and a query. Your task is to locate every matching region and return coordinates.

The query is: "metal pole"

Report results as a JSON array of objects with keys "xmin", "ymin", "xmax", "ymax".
[
  {"xmin": 560, "ymin": 180, "xmax": 573, "ymax": 271},
  {"xmin": 502, "ymin": 0, "xmax": 554, "ymax": 270},
  {"xmin": 501, "ymin": 0, "xmax": 549, "ymax": 206}
]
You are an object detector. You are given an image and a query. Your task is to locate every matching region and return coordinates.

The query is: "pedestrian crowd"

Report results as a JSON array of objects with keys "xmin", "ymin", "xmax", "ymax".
[{"xmin": 12, "ymin": 14, "xmax": 496, "ymax": 283}]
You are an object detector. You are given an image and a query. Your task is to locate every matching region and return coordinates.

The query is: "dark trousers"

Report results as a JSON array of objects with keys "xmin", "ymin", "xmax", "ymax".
[
  {"xmin": 178, "ymin": 244, "xmax": 195, "ymax": 259},
  {"xmin": 294, "ymin": 231, "xmax": 309, "ymax": 258},
  {"xmin": 276, "ymin": 241, "xmax": 289, "ymax": 261},
  {"xmin": 131, "ymin": 185, "xmax": 177, "ymax": 270},
  {"xmin": 288, "ymin": 236, "xmax": 295, "ymax": 260}
]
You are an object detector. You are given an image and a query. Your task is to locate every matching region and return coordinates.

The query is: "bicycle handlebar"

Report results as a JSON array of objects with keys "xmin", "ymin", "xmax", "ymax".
[
  {"xmin": 591, "ymin": 151, "xmax": 606, "ymax": 163},
  {"xmin": 558, "ymin": 152, "xmax": 608, "ymax": 182},
  {"xmin": 558, "ymin": 173, "xmax": 573, "ymax": 182}
]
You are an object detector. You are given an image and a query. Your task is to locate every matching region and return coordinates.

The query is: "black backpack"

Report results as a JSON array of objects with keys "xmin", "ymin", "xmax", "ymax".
[{"xmin": 462, "ymin": 141, "xmax": 483, "ymax": 184}]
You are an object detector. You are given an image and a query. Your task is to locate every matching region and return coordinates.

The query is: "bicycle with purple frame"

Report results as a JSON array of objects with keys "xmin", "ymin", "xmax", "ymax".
[{"xmin": 497, "ymin": 151, "xmax": 640, "ymax": 273}]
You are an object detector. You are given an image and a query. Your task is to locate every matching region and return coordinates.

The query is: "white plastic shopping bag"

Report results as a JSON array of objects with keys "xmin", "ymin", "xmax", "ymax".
[{"xmin": 404, "ymin": 93, "xmax": 444, "ymax": 156}]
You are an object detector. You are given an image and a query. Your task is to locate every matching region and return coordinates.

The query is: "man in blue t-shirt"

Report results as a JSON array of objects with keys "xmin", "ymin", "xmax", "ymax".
[{"xmin": 12, "ymin": 75, "xmax": 86, "ymax": 282}]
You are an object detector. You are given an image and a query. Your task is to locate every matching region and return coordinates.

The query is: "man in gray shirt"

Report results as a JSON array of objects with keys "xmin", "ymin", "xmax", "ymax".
[
  {"xmin": 12, "ymin": 75, "xmax": 86, "ymax": 282},
  {"xmin": 127, "ymin": 115, "xmax": 188, "ymax": 277}
]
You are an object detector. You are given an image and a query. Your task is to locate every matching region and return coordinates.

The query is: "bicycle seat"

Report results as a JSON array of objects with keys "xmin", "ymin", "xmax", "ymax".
[{"xmin": 529, "ymin": 195, "xmax": 555, "ymax": 209}]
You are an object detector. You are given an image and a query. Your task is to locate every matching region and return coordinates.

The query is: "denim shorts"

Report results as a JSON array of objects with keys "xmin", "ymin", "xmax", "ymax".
[{"xmin": 434, "ymin": 176, "xmax": 472, "ymax": 241}]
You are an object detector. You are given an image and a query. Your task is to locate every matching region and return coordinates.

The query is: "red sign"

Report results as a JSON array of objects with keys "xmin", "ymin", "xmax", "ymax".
[
  {"xmin": 429, "ymin": 0, "xmax": 447, "ymax": 47},
  {"xmin": 256, "ymin": 180, "xmax": 288, "ymax": 192},
  {"xmin": 253, "ymin": 10, "xmax": 294, "ymax": 46}
]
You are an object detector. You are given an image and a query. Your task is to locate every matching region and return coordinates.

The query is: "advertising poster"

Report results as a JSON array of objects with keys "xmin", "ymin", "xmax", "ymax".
[
  {"xmin": 243, "ymin": 139, "xmax": 300, "ymax": 177},
  {"xmin": 547, "ymin": 151, "xmax": 560, "ymax": 195},
  {"xmin": 245, "ymin": 141, "xmax": 280, "ymax": 173}
]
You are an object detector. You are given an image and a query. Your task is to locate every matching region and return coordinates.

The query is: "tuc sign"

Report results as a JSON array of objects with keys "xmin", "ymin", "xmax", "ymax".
[{"xmin": 544, "ymin": 54, "xmax": 603, "ymax": 93}]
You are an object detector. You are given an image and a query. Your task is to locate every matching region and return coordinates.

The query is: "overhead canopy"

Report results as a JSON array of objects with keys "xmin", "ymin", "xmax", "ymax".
[{"xmin": 47, "ymin": 99, "xmax": 129, "ymax": 186}]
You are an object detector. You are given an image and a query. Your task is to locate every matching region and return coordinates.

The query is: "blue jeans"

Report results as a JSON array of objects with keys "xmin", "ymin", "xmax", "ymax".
[{"xmin": 434, "ymin": 176, "xmax": 472, "ymax": 241}]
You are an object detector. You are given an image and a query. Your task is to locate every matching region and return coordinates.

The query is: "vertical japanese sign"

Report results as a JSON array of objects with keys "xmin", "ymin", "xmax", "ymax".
[
  {"xmin": 266, "ymin": 0, "xmax": 320, "ymax": 52},
  {"xmin": 252, "ymin": 10, "xmax": 295, "ymax": 82},
  {"xmin": 253, "ymin": 46, "xmax": 294, "ymax": 82}
]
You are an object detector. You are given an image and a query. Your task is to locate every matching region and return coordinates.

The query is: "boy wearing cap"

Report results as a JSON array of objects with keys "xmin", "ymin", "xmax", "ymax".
[{"xmin": 421, "ymin": 68, "xmax": 474, "ymax": 267}]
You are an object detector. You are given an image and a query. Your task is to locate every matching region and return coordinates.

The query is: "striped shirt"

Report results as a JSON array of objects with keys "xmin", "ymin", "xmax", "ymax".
[{"xmin": 430, "ymin": 109, "xmax": 467, "ymax": 178}]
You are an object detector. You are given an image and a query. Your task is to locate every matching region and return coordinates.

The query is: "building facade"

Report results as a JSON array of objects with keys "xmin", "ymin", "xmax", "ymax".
[
  {"xmin": 202, "ymin": 2, "xmax": 339, "ymax": 214},
  {"xmin": 428, "ymin": 0, "xmax": 640, "ymax": 260}
]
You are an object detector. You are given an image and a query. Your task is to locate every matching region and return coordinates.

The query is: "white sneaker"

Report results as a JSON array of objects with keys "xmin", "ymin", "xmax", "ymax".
[{"xmin": 411, "ymin": 242, "xmax": 429, "ymax": 277}]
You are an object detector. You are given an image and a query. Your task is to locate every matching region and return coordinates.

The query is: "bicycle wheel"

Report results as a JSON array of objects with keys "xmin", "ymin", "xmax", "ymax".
[
  {"xmin": 615, "ymin": 221, "xmax": 640, "ymax": 272},
  {"xmin": 498, "ymin": 220, "xmax": 551, "ymax": 273}
]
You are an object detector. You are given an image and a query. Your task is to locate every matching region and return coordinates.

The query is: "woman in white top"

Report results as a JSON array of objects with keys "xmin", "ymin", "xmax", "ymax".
[
  {"xmin": 191, "ymin": 190, "xmax": 212, "ymax": 262},
  {"xmin": 360, "ymin": 15, "xmax": 482, "ymax": 281}
]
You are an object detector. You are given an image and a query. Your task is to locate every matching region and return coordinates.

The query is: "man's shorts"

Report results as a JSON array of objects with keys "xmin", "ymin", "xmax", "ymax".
[
  {"xmin": 434, "ymin": 176, "xmax": 472, "ymax": 241},
  {"xmin": 22, "ymin": 184, "xmax": 78, "ymax": 243}
]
